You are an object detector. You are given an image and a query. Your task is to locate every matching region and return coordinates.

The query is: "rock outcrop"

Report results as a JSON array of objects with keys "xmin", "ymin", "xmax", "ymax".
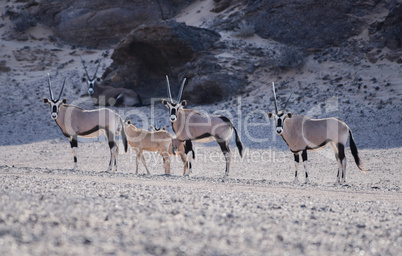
[
  {"xmin": 25, "ymin": 0, "xmax": 190, "ymax": 48},
  {"xmin": 101, "ymin": 20, "xmax": 247, "ymax": 104}
]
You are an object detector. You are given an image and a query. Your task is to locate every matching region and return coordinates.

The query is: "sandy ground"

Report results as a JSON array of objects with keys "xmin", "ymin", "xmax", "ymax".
[{"xmin": 1, "ymin": 1, "xmax": 402, "ymax": 255}]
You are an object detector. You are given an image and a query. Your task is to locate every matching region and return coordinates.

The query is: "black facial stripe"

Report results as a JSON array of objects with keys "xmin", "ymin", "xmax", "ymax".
[
  {"xmin": 171, "ymin": 108, "xmax": 177, "ymax": 116},
  {"xmin": 52, "ymin": 105, "xmax": 57, "ymax": 113},
  {"xmin": 277, "ymin": 118, "xmax": 282, "ymax": 127}
]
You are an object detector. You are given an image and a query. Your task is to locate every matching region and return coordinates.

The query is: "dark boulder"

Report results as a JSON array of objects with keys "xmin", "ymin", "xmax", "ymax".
[
  {"xmin": 26, "ymin": 0, "xmax": 191, "ymax": 48},
  {"xmin": 102, "ymin": 20, "xmax": 246, "ymax": 104}
]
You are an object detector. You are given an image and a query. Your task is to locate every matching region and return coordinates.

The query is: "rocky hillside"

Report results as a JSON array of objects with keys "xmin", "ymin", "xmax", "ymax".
[{"xmin": 3, "ymin": 0, "xmax": 401, "ymax": 105}]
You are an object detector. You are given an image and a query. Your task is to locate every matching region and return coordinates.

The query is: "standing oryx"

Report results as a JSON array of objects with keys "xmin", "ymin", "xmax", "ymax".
[
  {"xmin": 80, "ymin": 57, "xmax": 141, "ymax": 106},
  {"xmin": 162, "ymin": 76, "xmax": 244, "ymax": 179},
  {"xmin": 42, "ymin": 74, "xmax": 128, "ymax": 172},
  {"xmin": 267, "ymin": 83, "xmax": 365, "ymax": 184}
]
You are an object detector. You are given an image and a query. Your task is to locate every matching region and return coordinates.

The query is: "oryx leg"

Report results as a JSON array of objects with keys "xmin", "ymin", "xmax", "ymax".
[
  {"xmin": 107, "ymin": 132, "xmax": 118, "ymax": 172},
  {"xmin": 218, "ymin": 141, "xmax": 231, "ymax": 180},
  {"xmin": 337, "ymin": 143, "xmax": 347, "ymax": 185},
  {"xmin": 301, "ymin": 150, "xmax": 309, "ymax": 183},
  {"xmin": 139, "ymin": 151, "xmax": 150, "ymax": 175},
  {"xmin": 184, "ymin": 140, "xmax": 193, "ymax": 174},
  {"xmin": 293, "ymin": 153, "xmax": 300, "ymax": 183},
  {"xmin": 329, "ymin": 142, "xmax": 342, "ymax": 185},
  {"xmin": 179, "ymin": 152, "xmax": 189, "ymax": 176},
  {"xmin": 161, "ymin": 151, "xmax": 171, "ymax": 175},
  {"xmin": 69, "ymin": 136, "xmax": 78, "ymax": 170}
]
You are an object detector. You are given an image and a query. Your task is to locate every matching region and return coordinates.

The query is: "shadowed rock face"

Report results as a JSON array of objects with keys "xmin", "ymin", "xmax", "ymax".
[
  {"xmin": 29, "ymin": 0, "xmax": 190, "ymax": 48},
  {"xmin": 369, "ymin": 2, "xmax": 402, "ymax": 50},
  {"xmin": 102, "ymin": 20, "xmax": 245, "ymax": 105},
  {"xmin": 244, "ymin": 0, "xmax": 380, "ymax": 49}
]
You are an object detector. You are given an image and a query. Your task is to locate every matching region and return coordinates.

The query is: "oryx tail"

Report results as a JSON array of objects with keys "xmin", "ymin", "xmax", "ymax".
[
  {"xmin": 120, "ymin": 118, "xmax": 128, "ymax": 153},
  {"xmin": 349, "ymin": 130, "xmax": 364, "ymax": 172},
  {"xmin": 220, "ymin": 116, "xmax": 244, "ymax": 158}
]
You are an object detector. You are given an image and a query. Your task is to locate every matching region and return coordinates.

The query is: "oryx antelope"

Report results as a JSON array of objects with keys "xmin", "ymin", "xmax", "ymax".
[
  {"xmin": 80, "ymin": 57, "xmax": 141, "ymax": 106},
  {"xmin": 149, "ymin": 124, "xmax": 194, "ymax": 176},
  {"xmin": 267, "ymin": 83, "xmax": 365, "ymax": 184},
  {"xmin": 162, "ymin": 76, "xmax": 244, "ymax": 179},
  {"xmin": 124, "ymin": 120, "xmax": 190, "ymax": 175},
  {"xmin": 42, "ymin": 75, "xmax": 128, "ymax": 172}
]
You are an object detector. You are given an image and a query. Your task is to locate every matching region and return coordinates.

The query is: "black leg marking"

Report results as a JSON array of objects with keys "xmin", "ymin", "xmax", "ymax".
[
  {"xmin": 218, "ymin": 141, "xmax": 231, "ymax": 177},
  {"xmin": 337, "ymin": 143, "xmax": 345, "ymax": 161},
  {"xmin": 184, "ymin": 140, "xmax": 193, "ymax": 155},
  {"xmin": 70, "ymin": 137, "xmax": 78, "ymax": 148},
  {"xmin": 294, "ymin": 154, "xmax": 300, "ymax": 163},
  {"xmin": 108, "ymin": 141, "xmax": 117, "ymax": 149},
  {"xmin": 74, "ymin": 156, "xmax": 77, "ymax": 163},
  {"xmin": 301, "ymin": 150, "xmax": 307, "ymax": 162}
]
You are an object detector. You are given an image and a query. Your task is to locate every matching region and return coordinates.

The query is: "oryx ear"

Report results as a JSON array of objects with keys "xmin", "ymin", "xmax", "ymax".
[
  {"xmin": 82, "ymin": 77, "xmax": 87, "ymax": 83},
  {"xmin": 267, "ymin": 112, "xmax": 273, "ymax": 118},
  {"xmin": 162, "ymin": 126, "xmax": 166, "ymax": 131},
  {"xmin": 42, "ymin": 98, "xmax": 50, "ymax": 104},
  {"xmin": 180, "ymin": 100, "xmax": 187, "ymax": 107},
  {"xmin": 127, "ymin": 120, "xmax": 132, "ymax": 125},
  {"xmin": 96, "ymin": 77, "xmax": 101, "ymax": 82},
  {"xmin": 62, "ymin": 99, "xmax": 68, "ymax": 104},
  {"xmin": 287, "ymin": 112, "xmax": 293, "ymax": 118},
  {"xmin": 162, "ymin": 99, "xmax": 169, "ymax": 107}
]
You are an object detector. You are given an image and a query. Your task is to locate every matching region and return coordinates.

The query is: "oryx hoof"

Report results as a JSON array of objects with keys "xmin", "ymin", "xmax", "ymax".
[
  {"xmin": 293, "ymin": 178, "xmax": 299, "ymax": 184},
  {"xmin": 305, "ymin": 178, "xmax": 310, "ymax": 184}
]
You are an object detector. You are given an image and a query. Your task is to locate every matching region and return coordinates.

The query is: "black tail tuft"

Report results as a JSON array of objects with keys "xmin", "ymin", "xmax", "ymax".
[
  {"xmin": 349, "ymin": 130, "xmax": 364, "ymax": 172},
  {"xmin": 219, "ymin": 116, "xmax": 244, "ymax": 158},
  {"xmin": 233, "ymin": 126, "xmax": 244, "ymax": 158},
  {"xmin": 121, "ymin": 119, "xmax": 128, "ymax": 153}
]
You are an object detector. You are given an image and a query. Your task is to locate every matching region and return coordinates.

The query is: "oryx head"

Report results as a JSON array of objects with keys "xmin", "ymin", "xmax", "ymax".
[
  {"xmin": 162, "ymin": 75, "xmax": 187, "ymax": 122},
  {"xmin": 267, "ymin": 82, "xmax": 294, "ymax": 135},
  {"xmin": 42, "ymin": 74, "xmax": 67, "ymax": 120},
  {"xmin": 80, "ymin": 56, "xmax": 101, "ymax": 96}
]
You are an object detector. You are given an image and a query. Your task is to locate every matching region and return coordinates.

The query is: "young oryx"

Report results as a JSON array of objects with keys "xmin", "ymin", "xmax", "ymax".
[
  {"xmin": 162, "ymin": 76, "xmax": 244, "ymax": 180},
  {"xmin": 267, "ymin": 83, "xmax": 365, "ymax": 184},
  {"xmin": 124, "ymin": 120, "xmax": 190, "ymax": 175},
  {"xmin": 80, "ymin": 57, "xmax": 141, "ymax": 106},
  {"xmin": 149, "ymin": 124, "xmax": 194, "ymax": 176},
  {"xmin": 42, "ymin": 75, "xmax": 128, "ymax": 172}
]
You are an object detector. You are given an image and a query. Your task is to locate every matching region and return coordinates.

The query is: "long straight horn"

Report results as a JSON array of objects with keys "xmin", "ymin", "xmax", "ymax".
[
  {"xmin": 176, "ymin": 78, "xmax": 186, "ymax": 103},
  {"xmin": 93, "ymin": 59, "xmax": 101, "ymax": 80},
  {"xmin": 272, "ymin": 82, "xmax": 278, "ymax": 114},
  {"xmin": 47, "ymin": 73, "xmax": 54, "ymax": 100},
  {"xmin": 283, "ymin": 86, "xmax": 296, "ymax": 112},
  {"xmin": 57, "ymin": 78, "xmax": 66, "ymax": 101},
  {"xmin": 166, "ymin": 75, "xmax": 174, "ymax": 103},
  {"xmin": 80, "ymin": 55, "xmax": 90, "ymax": 79}
]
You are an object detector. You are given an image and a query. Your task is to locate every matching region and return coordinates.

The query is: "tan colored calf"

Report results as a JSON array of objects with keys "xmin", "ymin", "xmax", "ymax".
[{"xmin": 125, "ymin": 121, "xmax": 189, "ymax": 175}]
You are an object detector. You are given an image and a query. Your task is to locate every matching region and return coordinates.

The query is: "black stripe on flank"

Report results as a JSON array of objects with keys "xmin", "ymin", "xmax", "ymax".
[
  {"xmin": 78, "ymin": 125, "xmax": 102, "ymax": 136},
  {"xmin": 289, "ymin": 139, "xmax": 332, "ymax": 154},
  {"xmin": 193, "ymin": 133, "xmax": 212, "ymax": 140},
  {"xmin": 305, "ymin": 139, "xmax": 332, "ymax": 151}
]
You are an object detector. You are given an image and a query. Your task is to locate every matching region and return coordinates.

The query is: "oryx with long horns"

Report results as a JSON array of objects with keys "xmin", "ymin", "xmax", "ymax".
[
  {"xmin": 42, "ymin": 74, "xmax": 128, "ymax": 171},
  {"xmin": 267, "ymin": 83, "xmax": 365, "ymax": 184},
  {"xmin": 162, "ymin": 76, "xmax": 244, "ymax": 179},
  {"xmin": 80, "ymin": 57, "xmax": 141, "ymax": 106}
]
